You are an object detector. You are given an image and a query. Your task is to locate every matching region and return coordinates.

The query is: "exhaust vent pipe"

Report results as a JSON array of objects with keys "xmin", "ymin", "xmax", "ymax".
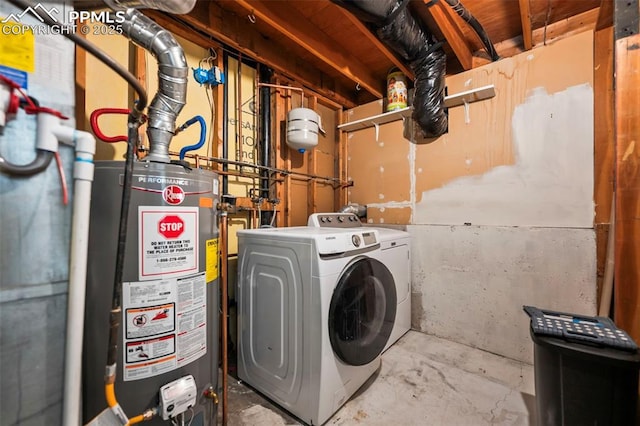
[{"xmin": 105, "ymin": 0, "xmax": 196, "ymax": 162}]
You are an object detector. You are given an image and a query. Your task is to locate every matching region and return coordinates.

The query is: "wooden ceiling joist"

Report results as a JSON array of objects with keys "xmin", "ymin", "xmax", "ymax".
[
  {"xmin": 337, "ymin": 8, "xmax": 414, "ymax": 80},
  {"xmin": 596, "ymin": 0, "xmax": 613, "ymax": 31},
  {"xmin": 518, "ymin": 0, "xmax": 533, "ymax": 50},
  {"xmin": 426, "ymin": 0, "xmax": 474, "ymax": 70},
  {"xmin": 226, "ymin": 0, "xmax": 383, "ymax": 99},
  {"xmin": 531, "ymin": 8, "xmax": 599, "ymax": 46},
  {"xmin": 146, "ymin": 4, "xmax": 359, "ymax": 108}
]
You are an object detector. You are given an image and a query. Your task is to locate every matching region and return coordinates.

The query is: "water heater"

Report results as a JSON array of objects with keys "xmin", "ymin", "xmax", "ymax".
[{"xmin": 83, "ymin": 161, "xmax": 220, "ymax": 425}]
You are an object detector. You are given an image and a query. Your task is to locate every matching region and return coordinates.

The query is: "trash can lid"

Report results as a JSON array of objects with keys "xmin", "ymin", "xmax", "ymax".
[{"xmin": 530, "ymin": 327, "xmax": 640, "ymax": 368}]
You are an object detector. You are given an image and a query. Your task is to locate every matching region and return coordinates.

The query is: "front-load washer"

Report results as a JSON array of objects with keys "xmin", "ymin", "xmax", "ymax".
[
  {"xmin": 307, "ymin": 213, "xmax": 411, "ymax": 351},
  {"xmin": 237, "ymin": 226, "xmax": 397, "ymax": 425}
]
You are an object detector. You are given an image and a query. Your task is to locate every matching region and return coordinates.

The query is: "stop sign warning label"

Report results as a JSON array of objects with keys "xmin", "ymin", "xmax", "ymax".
[
  {"xmin": 139, "ymin": 206, "xmax": 198, "ymax": 280},
  {"xmin": 158, "ymin": 215, "xmax": 184, "ymax": 239}
]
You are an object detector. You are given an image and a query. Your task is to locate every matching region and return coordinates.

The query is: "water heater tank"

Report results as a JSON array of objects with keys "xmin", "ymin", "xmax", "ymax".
[
  {"xmin": 83, "ymin": 161, "xmax": 220, "ymax": 425},
  {"xmin": 286, "ymin": 107, "xmax": 319, "ymax": 153}
]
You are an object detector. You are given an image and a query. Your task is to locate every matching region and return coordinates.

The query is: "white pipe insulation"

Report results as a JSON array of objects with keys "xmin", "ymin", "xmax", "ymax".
[{"xmin": 35, "ymin": 112, "xmax": 98, "ymax": 426}]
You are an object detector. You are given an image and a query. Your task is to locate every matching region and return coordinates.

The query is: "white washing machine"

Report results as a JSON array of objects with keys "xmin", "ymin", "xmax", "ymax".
[
  {"xmin": 237, "ymin": 226, "xmax": 397, "ymax": 425},
  {"xmin": 307, "ymin": 213, "xmax": 411, "ymax": 351}
]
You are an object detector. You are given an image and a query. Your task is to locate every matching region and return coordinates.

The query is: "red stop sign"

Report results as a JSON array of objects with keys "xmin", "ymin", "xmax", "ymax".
[{"xmin": 158, "ymin": 215, "xmax": 184, "ymax": 239}]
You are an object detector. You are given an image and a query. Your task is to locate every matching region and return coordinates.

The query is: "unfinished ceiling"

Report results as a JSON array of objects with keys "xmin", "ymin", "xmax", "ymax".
[{"xmin": 141, "ymin": 0, "xmax": 610, "ymax": 107}]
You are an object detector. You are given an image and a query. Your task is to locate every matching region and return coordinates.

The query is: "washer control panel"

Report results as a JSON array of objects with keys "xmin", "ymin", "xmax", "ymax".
[{"xmin": 308, "ymin": 213, "xmax": 362, "ymax": 228}]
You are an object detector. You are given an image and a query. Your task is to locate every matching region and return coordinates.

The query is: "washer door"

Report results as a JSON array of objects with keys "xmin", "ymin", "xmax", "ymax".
[{"xmin": 329, "ymin": 257, "xmax": 397, "ymax": 366}]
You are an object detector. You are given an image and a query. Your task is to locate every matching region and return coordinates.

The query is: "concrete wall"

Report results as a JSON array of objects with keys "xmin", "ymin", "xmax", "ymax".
[{"xmin": 346, "ymin": 31, "xmax": 597, "ymax": 363}]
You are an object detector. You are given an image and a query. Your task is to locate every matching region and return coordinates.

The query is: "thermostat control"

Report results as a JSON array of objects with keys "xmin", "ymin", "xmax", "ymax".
[{"xmin": 159, "ymin": 375, "xmax": 198, "ymax": 420}]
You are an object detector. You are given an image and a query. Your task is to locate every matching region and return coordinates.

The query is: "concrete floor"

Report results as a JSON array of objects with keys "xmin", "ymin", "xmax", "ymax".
[{"xmin": 225, "ymin": 331, "xmax": 536, "ymax": 425}]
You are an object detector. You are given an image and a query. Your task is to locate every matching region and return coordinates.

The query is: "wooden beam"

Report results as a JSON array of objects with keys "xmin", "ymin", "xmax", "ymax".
[
  {"xmin": 532, "ymin": 8, "xmax": 599, "ymax": 46},
  {"xmin": 337, "ymin": 8, "xmax": 414, "ymax": 80},
  {"xmin": 74, "ymin": 27, "xmax": 87, "ymax": 132},
  {"xmin": 307, "ymin": 96, "xmax": 318, "ymax": 215},
  {"xmin": 336, "ymin": 109, "xmax": 348, "ymax": 210},
  {"xmin": 426, "ymin": 0, "xmax": 474, "ymax": 70},
  {"xmin": 483, "ymin": 8, "xmax": 600, "ymax": 60},
  {"xmin": 225, "ymin": 0, "xmax": 383, "ymax": 99},
  {"xmin": 518, "ymin": 0, "xmax": 533, "ymax": 50},
  {"xmin": 613, "ymin": 0, "xmax": 640, "ymax": 342},
  {"xmin": 594, "ymin": 27, "xmax": 615, "ymax": 226},
  {"xmin": 593, "ymin": 27, "xmax": 615, "ymax": 309},
  {"xmin": 144, "ymin": 5, "xmax": 359, "ymax": 109},
  {"xmin": 596, "ymin": 0, "xmax": 614, "ymax": 31}
]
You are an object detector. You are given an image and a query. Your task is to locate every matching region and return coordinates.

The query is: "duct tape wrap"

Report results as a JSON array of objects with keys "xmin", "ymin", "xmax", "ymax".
[{"xmin": 410, "ymin": 46, "xmax": 447, "ymax": 137}]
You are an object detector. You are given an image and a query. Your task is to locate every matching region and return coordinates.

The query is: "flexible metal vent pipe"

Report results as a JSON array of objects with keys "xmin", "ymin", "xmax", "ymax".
[{"xmin": 106, "ymin": 0, "xmax": 196, "ymax": 162}]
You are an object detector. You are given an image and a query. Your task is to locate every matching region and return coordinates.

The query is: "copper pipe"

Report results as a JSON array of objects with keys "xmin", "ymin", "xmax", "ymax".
[
  {"xmin": 257, "ymin": 82, "xmax": 304, "ymax": 104},
  {"xmin": 169, "ymin": 150, "xmax": 348, "ymax": 185},
  {"xmin": 251, "ymin": 209, "xmax": 258, "ymax": 229},
  {"xmin": 219, "ymin": 212, "xmax": 229, "ymax": 426}
]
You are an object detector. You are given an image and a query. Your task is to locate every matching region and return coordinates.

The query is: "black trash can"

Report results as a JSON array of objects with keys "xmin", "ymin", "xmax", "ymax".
[{"xmin": 530, "ymin": 325, "xmax": 640, "ymax": 426}]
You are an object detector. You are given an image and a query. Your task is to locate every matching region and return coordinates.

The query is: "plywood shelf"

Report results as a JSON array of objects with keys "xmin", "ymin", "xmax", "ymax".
[
  {"xmin": 443, "ymin": 84, "xmax": 496, "ymax": 108},
  {"xmin": 338, "ymin": 107, "xmax": 412, "ymax": 132},
  {"xmin": 338, "ymin": 85, "xmax": 495, "ymax": 132}
]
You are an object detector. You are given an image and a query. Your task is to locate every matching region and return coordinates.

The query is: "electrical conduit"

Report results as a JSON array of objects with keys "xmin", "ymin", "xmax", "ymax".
[{"xmin": 178, "ymin": 115, "xmax": 206, "ymax": 160}]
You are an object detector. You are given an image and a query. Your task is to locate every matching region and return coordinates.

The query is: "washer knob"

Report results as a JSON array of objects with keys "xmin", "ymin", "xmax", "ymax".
[
  {"xmin": 351, "ymin": 235, "xmax": 361, "ymax": 247},
  {"xmin": 338, "ymin": 216, "xmax": 344, "ymax": 222}
]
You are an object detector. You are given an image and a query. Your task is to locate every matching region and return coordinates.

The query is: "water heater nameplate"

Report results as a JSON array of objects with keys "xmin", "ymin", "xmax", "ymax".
[
  {"xmin": 138, "ymin": 206, "xmax": 199, "ymax": 281},
  {"xmin": 122, "ymin": 272, "xmax": 207, "ymax": 381}
]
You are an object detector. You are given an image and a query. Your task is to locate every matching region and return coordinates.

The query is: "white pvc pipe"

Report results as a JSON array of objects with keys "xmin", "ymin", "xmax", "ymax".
[{"xmin": 48, "ymin": 117, "xmax": 96, "ymax": 426}]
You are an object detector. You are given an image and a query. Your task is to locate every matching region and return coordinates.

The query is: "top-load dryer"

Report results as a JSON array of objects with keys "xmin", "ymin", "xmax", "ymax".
[
  {"xmin": 307, "ymin": 213, "xmax": 411, "ymax": 351},
  {"xmin": 237, "ymin": 225, "xmax": 397, "ymax": 425}
]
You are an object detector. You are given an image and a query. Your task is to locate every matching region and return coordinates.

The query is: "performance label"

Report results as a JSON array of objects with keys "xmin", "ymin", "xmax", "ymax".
[{"xmin": 122, "ymin": 273, "xmax": 207, "ymax": 381}]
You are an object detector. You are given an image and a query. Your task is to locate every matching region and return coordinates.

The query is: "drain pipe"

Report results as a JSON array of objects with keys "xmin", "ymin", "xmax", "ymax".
[{"xmin": 53, "ymin": 119, "xmax": 97, "ymax": 426}]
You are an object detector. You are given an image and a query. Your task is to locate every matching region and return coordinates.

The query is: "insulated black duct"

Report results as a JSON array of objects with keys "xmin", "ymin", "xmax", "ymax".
[{"xmin": 331, "ymin": 0, "xmax": 447, "ymax": 138}]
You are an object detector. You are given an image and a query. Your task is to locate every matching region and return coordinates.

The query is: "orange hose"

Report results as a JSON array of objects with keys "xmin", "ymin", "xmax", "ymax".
[
  {"xmin": 105, "ymin": 383, "xmax": 117, "ymax": 408},
  {"xmin": 126, "ymin": 414, "xmax": 145, "ymax": 425}
]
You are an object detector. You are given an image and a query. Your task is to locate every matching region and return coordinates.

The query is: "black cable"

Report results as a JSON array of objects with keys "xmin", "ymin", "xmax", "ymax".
[
  {"xmin": 444, "ymin": 0, "xmax": 500, "ymax": 61},
  {"xmin": 7, "ymin": 0, "xmax": 147, "ymax": 113},
  {"xmin": 106, "ymin": 115, "xmax": 140, "ymax": 366}
]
